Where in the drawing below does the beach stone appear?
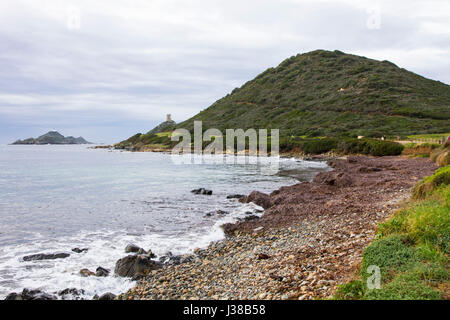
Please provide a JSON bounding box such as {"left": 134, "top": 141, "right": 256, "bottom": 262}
{"left": 23, "top": 252, "right": 70, "bottom": 261}
{"left": 257, "top": 253, "right": 270, "bottom": 260}
{"left": 98, "top": 292, "right": 116, "bottom": 300}
{"left": 96, "top": 266, "right": 110, "bottom": 277}
{"left": 115, "top": 255, "right": 162, "bottom": 278}
{"left": 80, "top": 268, "right": 96, "bottom": 277}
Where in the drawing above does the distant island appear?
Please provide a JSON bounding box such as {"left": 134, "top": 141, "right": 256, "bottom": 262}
{"left": 11, "top": 131, "right": 92, "bottom": 145}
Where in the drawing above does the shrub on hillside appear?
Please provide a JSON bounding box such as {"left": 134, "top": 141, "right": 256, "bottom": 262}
{"left": 302, "top": 138, "right": 338, "bottom": 154}
{"left": 412, "top": 166, "right": 450, "bottom": 199}
{"left": 431, "top": 143, "right": 450, "bottom": 167}
{"left": 336, "top": 139, "right": 404, "bottom": 156}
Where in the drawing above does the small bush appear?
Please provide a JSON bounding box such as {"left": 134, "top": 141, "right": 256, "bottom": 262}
{"left": 334, "top": 280, "right": 365, "bottom": 300}
{"left": 412, "top": 166, "right": 450, "bottom": 199}
{"left": 364, "top": 273, "right": 442, "bottom": 300}
{"left": 361, "top": 235, "right": 419, "bottom": 282}
{"left": 336, "top": 139, "right": 404, "bottom": 156}
{"left": 302, "top": 138, "right": 338, "bottom": 154}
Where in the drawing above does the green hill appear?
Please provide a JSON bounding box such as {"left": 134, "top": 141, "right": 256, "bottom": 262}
{"left": 177, "top": 50, "right": 450, "bottom": 137}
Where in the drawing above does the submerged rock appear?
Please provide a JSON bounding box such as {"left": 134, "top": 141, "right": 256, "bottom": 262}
{"left": 227, "top": 194, "right": 245, "bottom": 199}
{"left": 191, "top": 188, "right": 213, "bottom": 195}
{"left": 95, "top": 266, "right": 110, "bottom": 277}
{"left": 23, "top": 253, "right": 70, "bottom": 261}
{"left": 5, "top": 289, "right": 57, "bottom": 300}
{"left": 216, "top": 210, "right": 229, "bottom": 215}
{"left": 4, "top": 293, "right": 22, "bottom": 300}
{"left": 257, "top": 253, "right": 270, "bottom": 260}
{"left": 114, "top": 255, "right": 162, "bottom": 278}
{"left": 58, "top": 288, "right": 85, "bottom": 299}
{"left": 72, "top": 248, "right": 88, "bottom": 253}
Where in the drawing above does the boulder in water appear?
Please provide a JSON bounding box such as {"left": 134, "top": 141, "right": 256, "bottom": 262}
{"left": 95, "top": 266, "right": 110, "bottom": 277}
{"left": 240, "top": 191, "right": 271, "bottom": 209}
{"left": 80, "top": 268, "right": 96, "bottom": 277}
{"left": 191, "top": 188, "right": 212, "bottom": 195}
{"left": 23, "top": 253, "right": 70, "bottom": 261}
{"left": 5, "top": 289, "right": 57, "bottom": 300}
{"left": 98, "top": 292, "right": 116, "bottom": 300}
{"left": 114, "top": 255, "right": 162, "bottom": 278}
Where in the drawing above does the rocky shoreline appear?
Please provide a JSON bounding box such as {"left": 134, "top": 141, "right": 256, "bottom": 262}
{"left": 119, "top": 156, "right": 437, "bottom": 300}
{"left": 4, "top": 155, "right": 437, "bottom": 300}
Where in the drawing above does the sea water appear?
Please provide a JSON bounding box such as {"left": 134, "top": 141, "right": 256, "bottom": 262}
{"left": 0, "top": 145, "right": 329, "bottom": 299}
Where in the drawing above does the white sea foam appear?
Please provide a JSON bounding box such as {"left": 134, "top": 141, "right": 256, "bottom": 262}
{"left": 0, "top": 202, "right": 264, "bottom": 299}
{"left": 0, "top": 145, "right": 329, "bottom": 299}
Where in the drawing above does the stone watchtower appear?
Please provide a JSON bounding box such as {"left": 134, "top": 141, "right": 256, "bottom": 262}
{"left": 166, "top": 114, "right": 172, "bottom": 122}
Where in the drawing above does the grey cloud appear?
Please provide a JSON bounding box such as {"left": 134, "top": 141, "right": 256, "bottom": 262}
{"left": 0, "top": 0, "right": 448, "bottom": 143}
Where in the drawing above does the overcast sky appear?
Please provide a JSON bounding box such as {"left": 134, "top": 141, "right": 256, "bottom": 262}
{"left": 1, "top": 0, "right": 449, "bottom": 144}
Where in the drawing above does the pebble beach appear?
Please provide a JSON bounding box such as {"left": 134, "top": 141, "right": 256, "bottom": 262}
{"left": 120, "top": 156, "right": 437, "bottom": 300}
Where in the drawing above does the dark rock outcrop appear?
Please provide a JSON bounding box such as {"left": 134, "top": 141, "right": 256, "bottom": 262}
{"left": 124, "top": 244, "right": 155, "bottom": 258}
{"left": 313, "top": 171, "right": 354, "bottom": 187}
{"left": 95, "top": 267, "right": 110, "bottom": 277}
{"left": 5, "top": 289, "right": 57, "bottom": 300}
{"left": 97, "top": 292, "right": 116, "bottom": 300}
{"left": 58, "top": 288, "right": 85, "bottom": 299}
{"left": 114, "top": 255, "right": 162, "bottom": 278}
{"left": 125, "top": 244, "right": 141, "bottom": 253}
{"left": 240, "top": 191, "right": 271, "bottom": 209}
{"left": 72, "top": 248, "right": 88, "bottom": 253}
{"left": 23, "top": 253, "right": 70, "bottom": 261}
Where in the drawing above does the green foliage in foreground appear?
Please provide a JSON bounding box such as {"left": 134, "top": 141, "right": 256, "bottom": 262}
{"left": 431, "top": 142, "right": 450, "bottom": 167}
{"left": 335, "top": 167, "right": 450, "bottom": 300}
{"left": 412, "top": 166, "right": 450, "bottom": 199}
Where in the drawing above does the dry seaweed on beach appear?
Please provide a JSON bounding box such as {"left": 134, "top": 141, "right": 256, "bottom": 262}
{"left": 120, "top": 156, "right": 437, "bottom": 300}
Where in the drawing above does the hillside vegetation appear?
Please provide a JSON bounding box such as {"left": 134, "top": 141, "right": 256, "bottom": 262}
{"left": 177, "top": 50, "right": 450, "bottom": 137}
